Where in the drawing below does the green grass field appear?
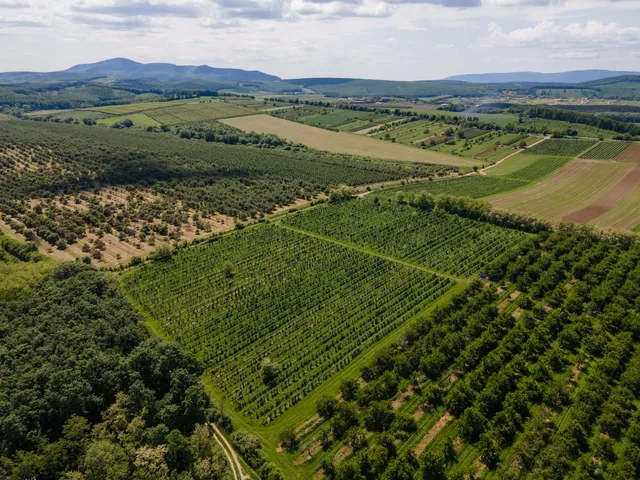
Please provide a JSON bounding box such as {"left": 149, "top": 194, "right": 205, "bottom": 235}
{"left": 96, "top": 113, "right": 160, "bottom": 127}
{"left": 146, "top": 101, "right": 255, "bottom": 124}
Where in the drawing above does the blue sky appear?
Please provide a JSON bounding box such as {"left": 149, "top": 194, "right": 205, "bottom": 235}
{"left": 1, "top": 0, "right": 639, "bottom": 79}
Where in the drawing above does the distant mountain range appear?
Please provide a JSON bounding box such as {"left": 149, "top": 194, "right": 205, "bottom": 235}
{"left": 0, "top": 58, "right": 280, "bottom": 84}
{"left": 446, "top": 70, "right": 640, "bottom": 84}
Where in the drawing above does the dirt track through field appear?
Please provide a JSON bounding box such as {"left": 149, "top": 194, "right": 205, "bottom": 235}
{"left": 563, "top": 165, "right": 640, "bottom": 223}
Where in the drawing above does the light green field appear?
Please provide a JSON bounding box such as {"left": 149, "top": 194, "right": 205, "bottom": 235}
{"left": 485, "top": 153, "right": 544, "bottom": 177}
{"left": 85, "top": 98, "right": 193, "bottom": 115}
{"left": 96, "top": 113, "right": 160, "bottom": 127}
{"left": 146, "top": 101, "right": 255, "bottom": 124}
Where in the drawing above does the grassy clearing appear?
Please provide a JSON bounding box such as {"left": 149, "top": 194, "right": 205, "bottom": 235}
{"left": 221, "top": 115, "right": 479, "bottom": 167}
{"left": 96, "top": 113, "right": 160, "bottom": 127}
{"left": 85, "top": 98, "right": 193, "bottom": 115}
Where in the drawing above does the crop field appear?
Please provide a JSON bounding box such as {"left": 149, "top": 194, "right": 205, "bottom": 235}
{"left": 372, "top": 120, "right": 437, "bottom": 144}
{"left": 491, "top": 160, "right": 640, "bottom": 226}
{"left": 588, "top": 186, "right": 640, "bottom": 230}
{"left": 96, "top": 113, "right": 160, "bottom": 127}
{"left": 523, "top": 138, "right": 598, "bottom": 157}
{"left": 291, "top": 231, "right": 640, "bottom": 480}
{"left": 220, "top": 115, "right": 479, "bottom": 167}
{"left": 378, "top": 175, "right": 528, "bottom": 200}
{"left": 145, "top": 101, "right": 255, "bottom": 124}
{"left": 487, "top": 155, "right": 572, "bottom": 182}
{"left": 614, "top": 142, "right": 640, "bottom": 162}
{"left": 124, "top": 224, "right": 456, "bottom": 423}
{"left": 283, "top": 200, "right": 528, "bottom": 277}
{"left": 460, "top": 127, "right": 488, "bottom": 140}
{"left": 86, "top": 98, "right": 193, "bottom": 115}
{"left": 580, "top": 140, "right": 631, "bottom": 160}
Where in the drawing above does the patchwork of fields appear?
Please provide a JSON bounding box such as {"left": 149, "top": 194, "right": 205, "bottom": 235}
{"left": 491, "top": 159, "right": 640, "bottom": 227}
{"left": 221, "top": 114, "right": 480, "bottom": 167}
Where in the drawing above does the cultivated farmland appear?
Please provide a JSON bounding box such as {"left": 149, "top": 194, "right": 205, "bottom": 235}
{"left": 487, "top": 155, "right": 572, "bottom": 182}
{"left": 145, "top": 101, "right": 254, "bottom": 124}
{"left": 300, "top": 231, "right": 640, "bottom": 480}
{"left": 124, "top": 223, "right": 456, "bottom": 423}
{"left": 490, "top": 160, "right": 640, "bottom": 225}
{"left": 523, "top": 138, "right": 599, "bottom": 157}
{"left": 376, "top": 175, "right": 528, "bottom": 200}
{"left": 580, "top": 141, "right": 631, "bottom": 160}
{"left": 614, "top": 142, "right": 640, "bottom": 162}
{"left": 220, "top": 115, "right": 479, "bottom": 167}
{"left": 283, "top": 200, "right": 528, "bottom": 277}
{"left": 588, "top": 186, "right": 640, "bottom": 230}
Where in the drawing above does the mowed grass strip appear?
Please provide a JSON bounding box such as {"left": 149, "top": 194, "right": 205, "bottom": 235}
{"left": 220, "top": 114, "right": 479, "bottom": 167}
{"left": 490, "top": 159, "right": 637, "bottom": 223}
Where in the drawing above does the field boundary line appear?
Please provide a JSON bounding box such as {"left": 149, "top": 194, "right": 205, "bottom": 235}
{"left": 278, "top": 223, "right": 469, "bottom": 283}
{"left": 479, "top": 136, "right": 549, "bottom": 176}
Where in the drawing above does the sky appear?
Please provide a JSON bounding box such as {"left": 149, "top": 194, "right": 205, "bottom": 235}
{"left": 1, "top": 0, "right": 640, "bottom": 80}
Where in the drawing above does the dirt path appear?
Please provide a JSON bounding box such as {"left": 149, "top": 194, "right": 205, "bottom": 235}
{"left": 415, "top": 412, "right": 452, "bottom": 455}
{"left": 209, "top": 423, "right": 249, "bottom": 480}
{"left": 479, "top": 137, "right": 549, "bottom": 176}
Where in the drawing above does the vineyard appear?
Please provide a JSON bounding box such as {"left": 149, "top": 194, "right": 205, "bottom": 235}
{"left": 145, "top": 101, "right": 255, "bottom": 124}
{"left": 580, "top": 141, "right": 631, "bottom": 160}
{"left": 283, "top": 200, "right": 528, "bottom": 277}
{"left": 523, "top": 138, "right": 599, "bottom": 157}
{"left": 377, "top": 176, "right": 528, "bottom": 200}
{"left": 501, "top": 156, "right": 572, "bottom": 183}
{"left": 286, "top": 228, "right": 640, "bottom": 480}
{"left": 123, "top": 224, "right": 456, "bottom": 424}
{"left": 614, "top": 143, "right": 640, "bottom": 163}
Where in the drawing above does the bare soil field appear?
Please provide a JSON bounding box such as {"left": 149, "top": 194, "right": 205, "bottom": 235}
{"left": 614, "top": 143, "right": 640, "bottom": 162}
{"left": 490, "top": 160, "right": 639, "bottom": 227}
{"left": 220, "top": 114, "right": 478, "bottom": 167}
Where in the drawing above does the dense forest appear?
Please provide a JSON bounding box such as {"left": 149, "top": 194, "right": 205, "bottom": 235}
{"left": 0, "top": 263, "right": 234, "bottom": 479}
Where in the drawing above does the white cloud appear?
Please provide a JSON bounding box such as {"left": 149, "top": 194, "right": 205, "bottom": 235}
{"left": 434, "top": 43, "right": 456, "bottom": 48}
{"left": 550, "top": 50, "right": 600, "bottom": 59}
{"left": 484, "top": 20, "right": 640, "bottom": 49}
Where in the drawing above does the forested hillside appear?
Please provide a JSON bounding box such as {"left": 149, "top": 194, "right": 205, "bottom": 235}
{"left": 0, "top": 264, "right": 233, "bottom": 479}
